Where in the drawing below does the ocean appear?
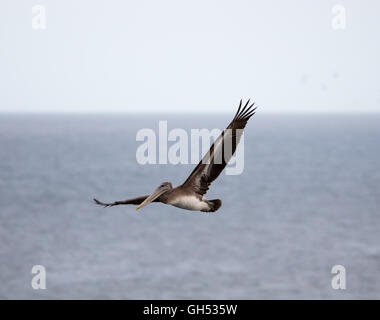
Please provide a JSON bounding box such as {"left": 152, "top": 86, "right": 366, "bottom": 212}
{"left": 0, "top": 113, "right": 379, "bottom": 299}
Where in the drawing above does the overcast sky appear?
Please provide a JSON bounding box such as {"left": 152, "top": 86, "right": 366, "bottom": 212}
{"left": 1, "top": 0, "right": 380, "bottom": 113}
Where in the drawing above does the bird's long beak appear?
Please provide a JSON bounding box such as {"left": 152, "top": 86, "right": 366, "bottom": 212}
{"left": 136, "top": 187, "right": 167, "bottom": 211}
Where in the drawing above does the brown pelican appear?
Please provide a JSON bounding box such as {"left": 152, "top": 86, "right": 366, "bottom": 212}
{"left": 94, "top": 99, "right": 257, "bottom": 212}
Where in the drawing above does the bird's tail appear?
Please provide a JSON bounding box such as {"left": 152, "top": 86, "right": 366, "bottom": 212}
{"left": 207, "top": 199, "right": 222, "bottom": 212}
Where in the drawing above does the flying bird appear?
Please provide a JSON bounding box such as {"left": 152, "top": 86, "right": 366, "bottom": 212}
{"left": 94, "top": 99, "right": 257, "bottom": 212}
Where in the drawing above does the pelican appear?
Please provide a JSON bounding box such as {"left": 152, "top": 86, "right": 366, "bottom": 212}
{"left": 94, "top": 99, "right": 257, "bottom": 212}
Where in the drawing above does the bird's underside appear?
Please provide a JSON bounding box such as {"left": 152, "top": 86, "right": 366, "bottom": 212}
{"left": 94, "top": 99, "right": 256, "bottom": 213}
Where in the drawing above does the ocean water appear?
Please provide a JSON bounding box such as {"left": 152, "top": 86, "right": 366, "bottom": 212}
{"left": 0, "top": 113, "right": 379, "bottom": 299}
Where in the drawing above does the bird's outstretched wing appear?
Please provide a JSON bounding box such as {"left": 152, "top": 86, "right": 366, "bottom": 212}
{"left": 93, "top": 195, "right": 155, "bottom": 208}
{"left": 181, "top": 99, "right": 256, "bottom": 196}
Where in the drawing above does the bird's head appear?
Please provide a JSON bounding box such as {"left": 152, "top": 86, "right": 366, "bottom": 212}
{"left": 136, "top": 182, "right": 173, "bottom": 211}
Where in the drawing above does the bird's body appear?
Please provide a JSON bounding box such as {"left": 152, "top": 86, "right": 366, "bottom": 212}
{"left": 163, "top": 190, "right": 210, "bottom": 212}
{"left": 158, "top": 186, "right": 221, "bottom": 212}
{"left": 94, "top": 99, "right": 257, "bottom": 213}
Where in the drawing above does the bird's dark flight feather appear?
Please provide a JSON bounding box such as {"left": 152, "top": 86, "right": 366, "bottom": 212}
{"left": 181, "top": 99, "right": 256, "bottom": 196}
{"left": 93, "top": 195, "right": 159, "bottom": 207}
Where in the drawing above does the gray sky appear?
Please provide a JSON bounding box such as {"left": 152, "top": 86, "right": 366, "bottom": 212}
{"left": 1, "top": 0, "right": 380, "bottom": 113}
